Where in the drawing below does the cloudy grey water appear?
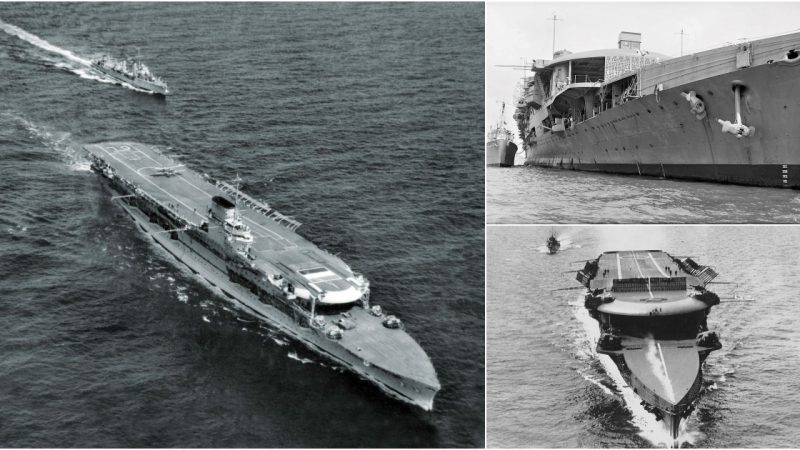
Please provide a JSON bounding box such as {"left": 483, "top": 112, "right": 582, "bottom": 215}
{"left": 487, "top": 225, "right": 800, "bottom": 447}
{"left": 487, "top": 166, "right": 800, "bottom": 223}
{"left": 0, "top": 3, "right": 484, "bottom": 447}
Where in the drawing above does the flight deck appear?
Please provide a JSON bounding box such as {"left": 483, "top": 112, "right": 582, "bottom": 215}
{"left": 84, "top": 141, "right": 353, "bottom": 278}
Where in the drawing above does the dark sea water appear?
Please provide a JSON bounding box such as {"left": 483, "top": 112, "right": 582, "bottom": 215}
{"left": 487, "top": 166, "right": 800, "bottom": 224}
{"left": 0, "top": 3, "right": 484, "bottom": 447}
{"left": 487, "top": 225, "right": 800, "bottom": 448}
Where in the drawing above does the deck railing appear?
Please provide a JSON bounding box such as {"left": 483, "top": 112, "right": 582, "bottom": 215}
{"left": 216, "top": 180, "right": 302, "bottom": 232}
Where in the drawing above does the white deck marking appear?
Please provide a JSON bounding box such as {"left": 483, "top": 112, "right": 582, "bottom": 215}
{"left": 100, "top": 147, "right": 206, "bottom": 223}
{"left": 170, "top": 170, "right": 295, "bottom": 247}
{"left": 616, "top": 253, "right": 622, "bottom": 279}
{"left": 133, "top": 145, "right": 163, "bottom": 166}
{"left": 648, "top": 252, "right": 669, "bottom": 277}
{"left": 98, "top": 143, "right": 296, "bottom": 249}
{"left": 631, "top": 252, "right": 653, "bottom": 298}
{"left": 632, "top": 251, "right": 646, "bottom": 278}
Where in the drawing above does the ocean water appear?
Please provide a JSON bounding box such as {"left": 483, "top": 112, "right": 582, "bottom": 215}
{"left": 0, "top": 3, "right": 484, "bottom": 447}
{"left": 487, "top": 165, "right": 800, "bottom": 224}
{"left": 487, "top": 225, "right": 800, "bottom": 448}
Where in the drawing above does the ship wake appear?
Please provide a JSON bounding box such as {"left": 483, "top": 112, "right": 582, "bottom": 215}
{"left": 0, "top": 19, "right": 151, "bottom": 94}
{"left": 536, "top": 234, "right": 580, "bottom": 253}
{"left": 1, "top": 112, "right": 89, "bottom": 171}
{"left": 0, "top": 18, "right": 91, "bottom": 65}
{"left": 571, "top": 297, "right": 704, "bottom": 448}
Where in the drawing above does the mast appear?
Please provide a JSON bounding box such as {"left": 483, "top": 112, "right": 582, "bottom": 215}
{"left": 548, "top": 13, "right": 563, "bottom": 58}
{"left": 676, "top": 28, "right": 688, "bottom": 56}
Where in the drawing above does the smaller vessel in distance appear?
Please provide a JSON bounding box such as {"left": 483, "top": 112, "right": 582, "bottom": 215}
{"left": 91, "top": 49, "right": 168, "bottom": 96}
{"left": 546, "top": 233, "right": 560, "bottom": 254}
{"left": 486, "top": 102, "right": 517, "bottom": 166}
{"left": 576, "top": 250, "right": 722, "bottom": 447}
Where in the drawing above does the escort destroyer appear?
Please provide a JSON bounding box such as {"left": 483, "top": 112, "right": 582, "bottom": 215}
{"left": 487, "top": 102, "right": 517, "bottom": 166}
{"left": 83, "top": 141, "right": 440, "bottom": 409}
{"left": 514, "top": 30, "right": 800, "bottom": 187}
{"left": 576, "top": 250, "right": 722, "bottom": 446}
{"left": 91, "top": 50, "right": 168, "bottom": 96}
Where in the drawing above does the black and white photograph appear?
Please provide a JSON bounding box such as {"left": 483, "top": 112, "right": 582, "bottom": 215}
{"left": 486, "top": 2, "right": 800, "bottom": 223}
{"left": 487, "top": 225, "right": 800, "bottom": 448}
{"left": 0, "top": 3, "right": 484, "bottom": 447}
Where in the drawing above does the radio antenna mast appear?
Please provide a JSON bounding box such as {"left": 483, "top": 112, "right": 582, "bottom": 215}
{"left": 676, "top": 28, "right": 689, "bottom": 56}
{"left": 548, "top": 13, "right": 563, "bottom": 58}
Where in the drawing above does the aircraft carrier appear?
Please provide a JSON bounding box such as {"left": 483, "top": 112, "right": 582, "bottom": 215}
{"left": 514, "top": 30, "right": 800, "bottom": 187}
{"left": 83, "top": 141, "right": 440, "bottom": 409}
{"left": 576, "top": 250, "right": 722, "bottom": 446}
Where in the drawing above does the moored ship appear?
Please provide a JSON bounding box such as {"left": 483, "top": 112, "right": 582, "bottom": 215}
{"left": 91, "top": 50, "right": 169, "bottom": 96}
{"left": 576, "top": 250, "right": 722, "bottom": 446}
{"left": 515, "top": 30, "right": 800, "bottom": 187}
{"left": 487, "top": 102, "right": 518, "bottom": 166}
{"left": 83, "top": 141, "right": 440, "bottom": 409}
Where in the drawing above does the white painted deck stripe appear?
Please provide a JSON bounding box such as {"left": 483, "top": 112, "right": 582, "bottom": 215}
{"left": 104, "top": 143, "right": 294, "bottom": 248}
{"left": 648, "top": 252, "right": 670, "bottom": 277}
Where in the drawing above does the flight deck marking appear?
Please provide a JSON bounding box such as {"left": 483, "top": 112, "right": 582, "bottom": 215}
{"left": 631, "top": 252, "right": 654, "bottom": 298}
{"left": 171, "top": 172, "right": 295, "bottom": 247}
{"left": 132, "top": 144, "right": 165, "bottom": 167}
{"left": 99, "top": 149, "right": 206, "bottom": 223}
{"left": 648, "top": 252, "right": 669, "bottom": 277}
{"left": 632, "top": 252, "right": 646, "bottom": 278}
{"left": 98, "top": 144, "right": 300, "bottom": 252}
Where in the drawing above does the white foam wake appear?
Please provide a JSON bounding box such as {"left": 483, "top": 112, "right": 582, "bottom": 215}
{"left": 287, "top": 351, "right": 315, "bottom": 365}
{"left": 0, "top": 18, "right": 92, "bottom": 66}
{"left": 0, "top": 19, "right": 152, "bottom": 94}
{"left": 537, "top": 234, "right": 580, "bottom": 253}
{"left": 53, "top": 61, "right": 113, "bottom": 84}
{"left": 572, "top": 298, "right": 702, "bottom": 448}
{"left": 1, "top": 112, "right": 89, "bottom": 171}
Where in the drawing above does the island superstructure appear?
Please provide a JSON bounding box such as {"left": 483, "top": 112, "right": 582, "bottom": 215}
{"left": 91, "top": 50, "right": 168, "bottom": 95}
{"left": 487, "top": 102, "right": 517, "bottom": 166}
{"left": 84, "top": 141, "right": 440, "bottom": 409}
{"left": 514, "top": 30, "right": 800, "bottom": 187}
{"left": 576, "top": 250, "right": 722, "bottom": 445}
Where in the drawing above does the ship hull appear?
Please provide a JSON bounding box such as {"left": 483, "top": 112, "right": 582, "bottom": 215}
{"left": 486, "top": 138, "right": 517, "bottom": 166}
{"left": 602, "top": 343, "right": 705, "bottom": 445}
{"left": 524, "top": 62, "right": 800, "bottom": 188}
{"left": 92, "top": 164, "right": 437, "bottom": 410}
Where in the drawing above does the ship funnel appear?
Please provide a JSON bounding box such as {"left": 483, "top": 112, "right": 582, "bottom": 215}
{"left": 619, "top": 31, "right": 642, "bottom": 50}
{"left": 210, "top": 195, "right": 236, "bottom": 222}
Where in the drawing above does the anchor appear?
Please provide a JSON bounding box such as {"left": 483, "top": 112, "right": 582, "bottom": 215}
{"left": 680, "top": 90, "right": 706, "bottom": 120}
{"left": 717, "top": 81, "right": 754, "bottom": 138}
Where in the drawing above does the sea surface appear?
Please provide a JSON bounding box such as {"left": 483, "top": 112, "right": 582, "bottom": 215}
{"left": 487, "top": 165, "right": 800, "bottom": 224}
{"left": 0, "top": 3, "right": 484, "bottom": 447}
{"left": 487, "top": 225, "right": 800, "bottom": 448}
